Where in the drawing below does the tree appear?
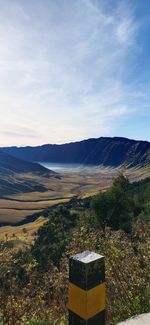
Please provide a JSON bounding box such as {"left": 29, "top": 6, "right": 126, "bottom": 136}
{"left": 32, "top": 206, "right": 76, "bottom": 270}
{"left": 91, "top": 174, "right": 134, "bottom": 232}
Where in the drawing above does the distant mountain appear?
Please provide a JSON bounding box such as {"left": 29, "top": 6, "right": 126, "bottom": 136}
{"left": 2, "top": 137, "right": 150, "bottom": 168}
{"left": 0, "top": 151, "right": 55, "bottom": 196}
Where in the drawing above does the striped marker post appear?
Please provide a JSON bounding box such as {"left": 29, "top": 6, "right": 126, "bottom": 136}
{"left": 68, "top": 251, "right": 105, "bottom": 324}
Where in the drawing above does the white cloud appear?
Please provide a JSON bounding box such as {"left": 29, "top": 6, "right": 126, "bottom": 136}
{"left": 0, "top": 0, "right": 149, "bottom": 145}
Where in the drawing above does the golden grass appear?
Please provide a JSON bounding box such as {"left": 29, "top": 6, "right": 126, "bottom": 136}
{"left": 0, "top": 216, "right": 48, "bottom": 244}
{"left": 0, "top": 198, "right": 70, "bottom": 224}
{"left": 0, "top": 209, "right": 42, "bottom": 223}
{"left": 0, "top": 198, "right": 71, "bottom": 210}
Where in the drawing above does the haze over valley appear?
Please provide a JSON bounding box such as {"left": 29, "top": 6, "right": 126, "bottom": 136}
{"left": 0, "top": 136, "right": 149, "bottom": 226}
{"left": 0, "top": 0, "right": 149, "bottom": 228}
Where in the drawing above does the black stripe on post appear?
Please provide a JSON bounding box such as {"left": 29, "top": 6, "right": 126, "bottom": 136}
{"left": 69, "top": 310, "right": 105, "bottom": 325}
{"left": 69, "top": 251, "right": 105, "bottom": 290}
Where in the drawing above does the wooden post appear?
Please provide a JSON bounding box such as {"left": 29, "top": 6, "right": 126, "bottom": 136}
{"left": 68, "top": 250, "right": 105, "bottom": 324}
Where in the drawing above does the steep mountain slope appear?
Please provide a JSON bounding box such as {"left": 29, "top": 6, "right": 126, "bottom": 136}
{"left": 0, "top": 151, "right": 54, "bottom": 176}
{"left": 0, "top": 151, "right": 55, "bottom": 196}
{"left": 2, "top": 137, "right": 150, "bottom": 168}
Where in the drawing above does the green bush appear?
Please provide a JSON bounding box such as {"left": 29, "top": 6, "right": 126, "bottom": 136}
{"left": 91, "top": 174, "right": 134, "bottom": 232}
{"left": 32, "top": 206, "right": 76, "bottom": 270}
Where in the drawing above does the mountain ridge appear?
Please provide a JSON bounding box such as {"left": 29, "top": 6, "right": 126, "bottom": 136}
{"left": 2, "top": 136, "right": 150, "bottom": 148}
{"left": 1, "top": 136, "right": 150, "bottom": 168}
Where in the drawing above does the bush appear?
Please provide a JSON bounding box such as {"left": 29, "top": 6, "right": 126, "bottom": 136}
{"left": 32, "top": 206, "right": 77, "bottom": 270}
{"left": 91, "top": 174, "right": 134, "bottom": 232}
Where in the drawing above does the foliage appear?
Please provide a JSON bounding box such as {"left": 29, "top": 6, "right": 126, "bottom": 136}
{"left": 0, "top": 175, "right": 149, "bottom": 324}
{"left": 91, "top": 174, "right": 134, "bottom": 232}
{"left": 32, "top": 206, "right": 77, "bottom": 270}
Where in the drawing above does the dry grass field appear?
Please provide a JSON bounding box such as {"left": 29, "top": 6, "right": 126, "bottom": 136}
{"left": 0, "top": 166, "right": 149, "bottom": 226}
{"left": 0, "top": 216, "right": 48, "bottom": 247}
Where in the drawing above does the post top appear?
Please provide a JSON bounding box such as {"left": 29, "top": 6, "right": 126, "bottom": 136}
{"left": 71, "top": 250, "right": 104, "bottom": 264}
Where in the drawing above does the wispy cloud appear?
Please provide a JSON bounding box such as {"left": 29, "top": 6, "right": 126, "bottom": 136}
{"left": 1, "top": 125, "right": 40, "bottom": 139}
{"left": 0, "top": 0, "right": 149, "bottom": 145}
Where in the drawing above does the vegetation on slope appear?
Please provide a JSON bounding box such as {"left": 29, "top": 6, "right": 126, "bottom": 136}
{"left": 0, "top": 175, "right": 149, "bottom": 324}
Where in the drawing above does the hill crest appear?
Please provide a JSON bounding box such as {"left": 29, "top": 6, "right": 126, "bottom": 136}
{"left": 1, "top": 136, "right": 150, "bottom": 168}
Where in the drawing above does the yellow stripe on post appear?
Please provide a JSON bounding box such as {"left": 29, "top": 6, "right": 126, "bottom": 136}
{"left": 68, "top": 251, "right": 105, "bottom": 324}
{"left": 68, "top": 283, "right": 87, "bottom": 319}
{"left": 68, "top": 282, "right": 105, "bottom": 319}
{"left": 87, "top": 283, "right": 105, "bottom": 319}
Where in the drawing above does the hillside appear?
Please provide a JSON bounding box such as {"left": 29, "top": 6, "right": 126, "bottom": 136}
{"left": 2, "top": 137, "right": 150, "bottom": 168}
{"left": 0, "top": 151, "right": 54, "bottom": 176}
{"left": 0, "top": 175, "right": 149, "bottom": 324}
{"left": 0, "top": 151, "right": 55, "bottom": 197}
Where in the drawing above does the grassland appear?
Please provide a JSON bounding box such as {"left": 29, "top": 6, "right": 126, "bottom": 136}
{"left": 0, "top": 216, "right": 48, "bottom": 247}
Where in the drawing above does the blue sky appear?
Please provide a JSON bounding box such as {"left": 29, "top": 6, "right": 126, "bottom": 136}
{"left": 0, "top": 0, "right": 150, "bottom": 146}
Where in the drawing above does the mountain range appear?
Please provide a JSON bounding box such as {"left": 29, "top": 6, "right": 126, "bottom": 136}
{"left": 2, "top": 137, "right": 150, "bottom": 168}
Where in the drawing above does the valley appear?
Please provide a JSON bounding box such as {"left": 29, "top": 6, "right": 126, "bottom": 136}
{"left": 0, "top": 137, "right": 150, "bottom": 228}
{"left": 0, "top": 165, "right": 149, "bottom": 226}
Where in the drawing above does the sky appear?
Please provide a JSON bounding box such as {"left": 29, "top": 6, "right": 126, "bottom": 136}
{"left": 0, "top": 0, "right": 150, "bottom": 146}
